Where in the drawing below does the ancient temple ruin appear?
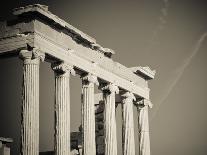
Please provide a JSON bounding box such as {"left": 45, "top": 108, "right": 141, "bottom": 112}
{"left": 0, "top": 4, "right": 155, "bottom": 155}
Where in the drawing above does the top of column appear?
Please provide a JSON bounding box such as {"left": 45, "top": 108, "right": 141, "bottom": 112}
{"left": 135, "top": 99, "right": 153, "bottom": 109}
{"left": 19, "top": 48, "right": 45, "bottom": 64}
{"left": 52, "top": 62, "right": 76, "bottom": 77}
{"left": 82, "top": 74, "right": 99, "bottom": 86}
{"left": 121, "top": 92, "right": 136, "bottom": 104}
{"left": 101, "top": 83, "right": 119, "bottom": 94}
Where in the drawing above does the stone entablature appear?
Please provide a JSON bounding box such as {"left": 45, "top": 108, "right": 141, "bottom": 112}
{"left": 0, "top": 4, "right": 152, "bottom": 99}
{"left": 0, "top": 4, "right": 155, "bottom": 155}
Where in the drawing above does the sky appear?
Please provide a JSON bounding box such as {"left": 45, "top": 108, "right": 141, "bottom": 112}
{"left": 0, "top": 0, "right": 207, "bottom": 155}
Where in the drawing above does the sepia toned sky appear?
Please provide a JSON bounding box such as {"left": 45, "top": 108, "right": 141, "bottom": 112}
{"left": 0, "top": 0, "right": 207, "bottom": 154}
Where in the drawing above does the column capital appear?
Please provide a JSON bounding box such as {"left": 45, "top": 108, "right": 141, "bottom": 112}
{"left": 121, "top": 92, "right": 136, "bottom": 104}
{"left": 136, "top": 99, "right": 153, "bottom": 109}
{"left": 81, "top": 73, "right": 99, "bottom": 86}
{"left": 19, "top": 48, "right": 45, "bottom": 64}
{"left": 52, "top": 62, "right": 75, "bottom": 76}
{"left": 101, "top": 83, "right": 119, "bottom": 94}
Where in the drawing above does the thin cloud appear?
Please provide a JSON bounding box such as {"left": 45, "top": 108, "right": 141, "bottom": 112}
{"left": 146, "top": 0, "right": 170, "bottom": 53}
{"left": 150, "top": 32, "right": 207, "bottom": 121}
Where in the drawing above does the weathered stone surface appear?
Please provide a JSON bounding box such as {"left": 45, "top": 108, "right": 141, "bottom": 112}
{"left": 122, "top": 92, "right": 136, "bottom": 155}
{"left": 52, "top": 62, "right": 74, "bottom": 155}
{"left": 0, "top": 4, "right": 151, "bottom": 100}
{"left": 137, "top": 99, "right": 152, "bottom": 155}
{"left": 95, "top": 113, "right": 104, "bottom": 122}
{"left": 70, "top": 149, "right": 79, "bottom": 155}
{"left": 81, "top": 74, "right": 98, "bottom": 155}
{"left": 96, "top": 136, "right": 104, "bottom": 145}
{"left": 0, "top": 4, "right": 156, "bottom": 155}
{"left": 95, "top": 129, "right": 104, "bottom": 137}
{"left": 39, "top": 131, "right": 82, "bottom": 155}
{"left": 0, "top": 21, "right": 34, "bottom": 39}
{"left": 101, "top": 83, "right": 119, "bottom": 155}
{"left": 70, "top": 132, "right": 82, "bottom": 151}
{"left": 130, "top": 66, "right": 156, "bottom": 80}
{"left": 71, "top": 132, "right": 80, "bottom": 141}
{"left": 95, "top": 102, "right": 105, "bottom": 155}
{"left": 95, "top": 103, "right": 104, "bottom": 114}
{"left": 19, "top": 49, "right": 44, "bottom": 155}
{"left": 97, "top": 144, "right": 104, "bottom": 155}
{"left": 13, "top": 4, "right": 96, "bottom": 44}
{"left": 95, "top": 123, "right": 104, "bottom": 131}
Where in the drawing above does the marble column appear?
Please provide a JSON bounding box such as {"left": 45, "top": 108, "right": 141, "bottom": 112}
{"left": 19, "top": 49, "right": 45, "bottom": 155}
{"left": 52, "top": 62, "right": 75, "bottom": 155}
{"left": 101, "top": 83, "right": 119, "bottom": 155}
{"left": 81, "top": 74, "right": 99, "bottom": 155}
{"left": 137, "top": 99, "right": 153, "bottom": 155}
{"left": 122, "top": 92, "right": 136, "bottom": 155}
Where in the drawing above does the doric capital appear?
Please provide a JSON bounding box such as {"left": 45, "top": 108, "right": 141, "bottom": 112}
{"left": 82, "top": 74, "right": 99, "bottom": 86}
{"left": 136, "top": 99, "right": 153, "bottom": 109}
{"left": 52, "top": 62, "right": 75, "bottom": 76}
{"left": 101, "top": 83, "right": 119, "bottom": 94}
{"left": 19, "top": 48, "right": 45, "bottom": 64}
{"left": 121, "top": 92, "right": 136, "bottom": 104}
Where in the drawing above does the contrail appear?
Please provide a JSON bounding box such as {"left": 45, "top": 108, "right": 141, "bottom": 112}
{"left": 150, "top": 32, "right": 207, "bottom": 121}
{"left": 146, "top": 0, "right": 170, "bottom": 53}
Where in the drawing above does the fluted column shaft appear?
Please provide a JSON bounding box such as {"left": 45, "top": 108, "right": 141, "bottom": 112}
{"left": 102, "top": 83, "right": 119, "bottom": 155}
{"left": 52, "top": 62, "right": 75, "bottom": 155}
{"left": 19, "top": 49, "right": 45, "bottom": 155}
{"left": 81, "top": 74, "right": 99, "bottom": 155}
{"left": 138, "top": 99, "right": 152, "bottom": 155}
{"left": 122, "top": 92, "right": 136, "bottom": 155}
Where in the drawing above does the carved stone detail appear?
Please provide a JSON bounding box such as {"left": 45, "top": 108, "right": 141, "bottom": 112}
{"left": 101, "top": 83, "right": 119, "bottom": 94}
{"left": 19, "top": 48, "right": 45, "bottom": 64}
{"left": 52, "top": 62, "right": 74, "bottom": 155}
{"left": 122, "top": 92, "right": 136, "bottom": 104}
{"left": 81, "top": 74, "right": 97, "bottom": 155}
{"left": 122, "top": 92, "right": 136, "bottom": 155}
{"left": 0, "top": 4, "right": 157, "bottom": 155}
{"left": 19, "top": 49, "right": 43, "bottom": 155}
{"left": 82, "top": 74, "right": 99, "bottom": 86}
{"left": 137, "top": 99, "right": 152, "bottom": 155}
{"left": 102, "top": 83, "right": 119, "bottom": 155}
{"left": 137, "top": 99, "right": 153, "bottom": 109}
{"left": 52, "top": 62, "right": 75, "bottom": 77}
